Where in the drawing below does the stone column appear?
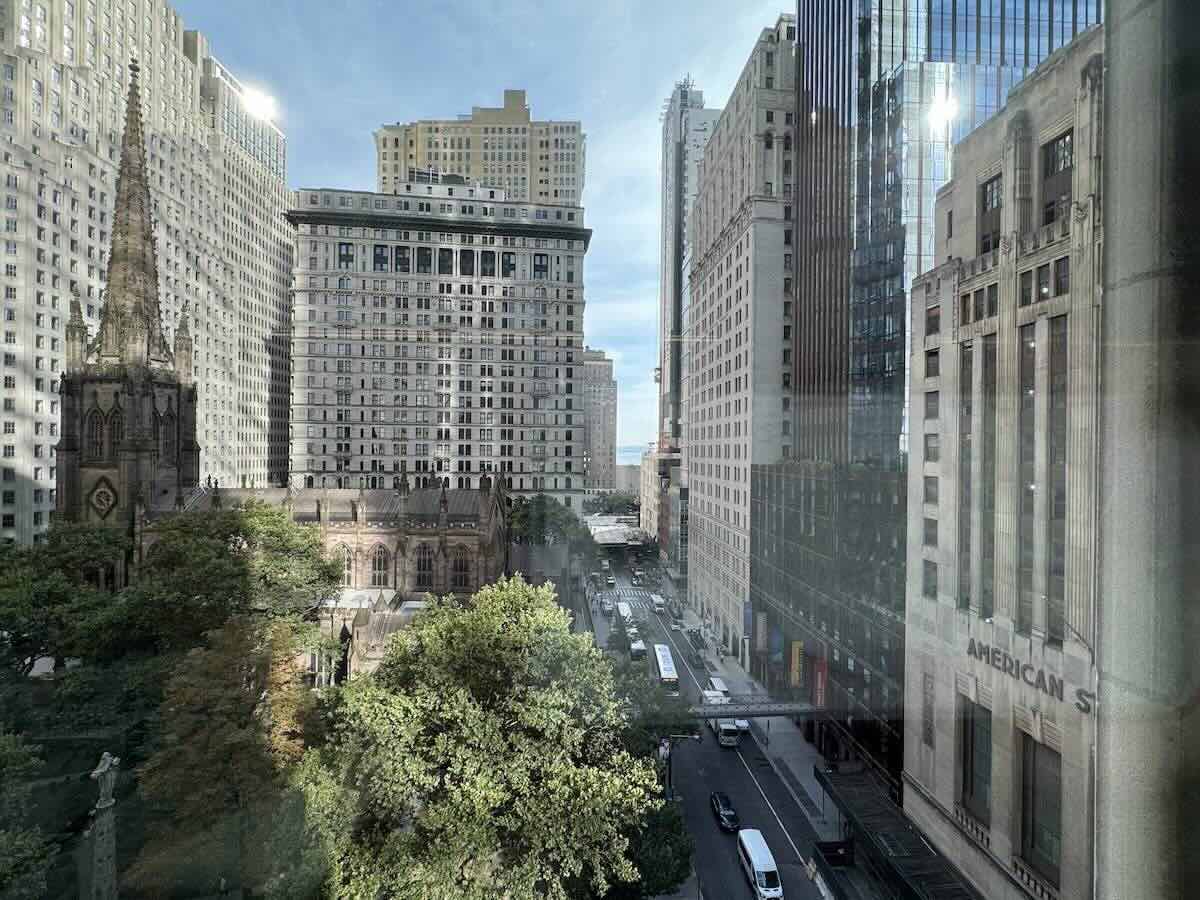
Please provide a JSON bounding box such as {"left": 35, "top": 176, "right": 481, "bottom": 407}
{"left": 1097, "top": 1, "right": 1200, "bottom": 897}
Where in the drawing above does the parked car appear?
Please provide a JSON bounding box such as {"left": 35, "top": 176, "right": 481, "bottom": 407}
{"left": 710, "top": 792, "right": 740, "bottom": 832}
{"left": 735, "top": 719, "right": 752, "bottom": 734}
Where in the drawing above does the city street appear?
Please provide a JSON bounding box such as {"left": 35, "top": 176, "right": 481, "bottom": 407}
{"left": 592, "top": 563, "right": 825, "bottom": 900}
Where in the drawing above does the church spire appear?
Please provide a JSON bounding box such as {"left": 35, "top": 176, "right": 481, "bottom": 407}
{"left": 96, "top": 59, "right": 170, "bottom": 368}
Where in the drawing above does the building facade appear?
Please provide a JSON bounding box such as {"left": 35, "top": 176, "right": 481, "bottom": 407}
{"left": 374, "top": 90, "right": 585, "bottom": 204}
{"left": 685, "top": 14, "right": 795, "bottom": 661}
{"left": 614, "top": 463, "right": 639, "bottom": 495}
{"left": 747, "top": 0, "right": 1105, "bottom": 792}
{"left": 287, "top": 184, "right": 591, "bottom": 509}
{"left": 904, "top": 28, "right": 1103, "bottom": 900}
{"left": 0, "top": 0, "right": 292, "bottom": 545}
{"left": 579, "top": 346, "right": 615, "bottom": 492}
{"left": 657, "top": 77, "right": 719, "bottom": 450}
{"left": 638, "top": 443, "right": 660, "bottom": 539}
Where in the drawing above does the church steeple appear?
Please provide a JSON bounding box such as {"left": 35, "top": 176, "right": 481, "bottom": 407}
{"left": 96, "top": 59, "right": 171, "bottom": 368}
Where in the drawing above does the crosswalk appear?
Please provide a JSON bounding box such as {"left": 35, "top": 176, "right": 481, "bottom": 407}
{"left": 596, "top": 587, "right": 657, "bottom": 611}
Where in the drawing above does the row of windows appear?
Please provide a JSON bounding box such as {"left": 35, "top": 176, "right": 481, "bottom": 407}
{"left": 337, "top": 543, "right": 472, "bottom": 591}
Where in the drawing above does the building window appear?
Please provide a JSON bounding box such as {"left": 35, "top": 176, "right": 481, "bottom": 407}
{"left": 459, "top": 248, "right": 475, "bottom": 276}
{"left": 926, "top": 349, "right": 940, "bottom": 377}
{"left": 1046, "top": 316, "right": 1068, "bottom": 645}
{"left": 924, "top": 476, "right": 939, "bottom": 505}
{"left": 961, "top": 293, "right": 972, "bottom": 325}
{"left": 979, "top": 175, "right": 1002, "bottom": 254}
{"left": 1037, "top": 263, "right": 1051, "bottom": 302}
{"left": 371, "top": 545, "right": 390, "bottom": 588}
{"left": 923, "top": 517, "right": 939, "bottom": 547}
{"left": 340, "top": 546, "right": 353, "bottom": 588}
{"left": 973, "top": 289, "right": 986, "bottom": 322}
{"left": 452, "top": 548, "right": 471, "bottom": 590}
{"left": 959, "top": 698, "right": 992, "bottom": 825}
{"left": 926, "top": 305, "right": 941, "bottom": 335}
{"left": 1021, "top": 735, "right": 1063, "bottom": 888}
{"left": 924, "top": 433, "right": 941, "bottom": 462}
{"left": 924, "top": 391, "right": 939, "bottom": 420}
{"left": 108, "top": 411, "right": 123, "bottom": 456}
{"left": 922, "top": 560, "right": 938, "bottom": 599}
{"left": 1017, "top": 324, "right": 1036, "bottom": 634}
{"left": 416, "top": 544, "right": 434, "bottom": 589}
{"left": 986, "top": 283, "right": 998, "bottom": 317}
{"left": 947, "top": 209, "right": 953, "bottom": 240}
{"left": 1053, "top": 257, "right": 1070, "bottom": 296}
{"left": 1020, "top": 269, "right": 1033, "bottom": 308}
{"left": 1041, "top": 133, "right": 1074, "bottom": 225}
{"left": 922, "top": 673, "right": 936, "bottom": 747}
{"left": 86, "top": 409, "right": 103, "bottom": 459}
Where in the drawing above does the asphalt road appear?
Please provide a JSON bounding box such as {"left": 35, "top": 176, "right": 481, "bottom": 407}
{"left": 595, "top": 560, "right": 825, "bottom": 900}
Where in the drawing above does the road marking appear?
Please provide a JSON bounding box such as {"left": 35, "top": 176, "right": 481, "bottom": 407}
{"left": 736, "top": 748, "right": 806, "bottom": 863}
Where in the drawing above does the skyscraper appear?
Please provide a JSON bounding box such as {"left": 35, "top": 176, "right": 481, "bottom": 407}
{"left": 0, "top": 0, "right": 292, "bottom": 545}
{"left": 748, "top": 0, "right": 1103, "bottom": 790}
{"left": 374, "top": 90, "right": 585, "bottom": 204}
{"left": 579, "top": 347, "right": 616, "bottom": 492}
{"left": 686, "top": 13, "right": 796, "bottom": 662}
{"left": 287, "top": 182, "right": 591, "bottom": 507}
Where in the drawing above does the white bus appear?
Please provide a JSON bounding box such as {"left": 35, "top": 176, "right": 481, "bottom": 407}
{"left": 651, "top": 594, "right": 666, "bottom": 614}
{"left": 653, "top": 643, "right": 679, "bottom": 695}
{"left": 616, "top": 601, "right": 634, "bottom": 627}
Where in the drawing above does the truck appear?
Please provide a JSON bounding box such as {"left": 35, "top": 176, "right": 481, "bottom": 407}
{"left": 701, "top": 690, "right": 741, "bottom": 747}
{"left": 651, "top": 594, "right": 666, "bottom": 615}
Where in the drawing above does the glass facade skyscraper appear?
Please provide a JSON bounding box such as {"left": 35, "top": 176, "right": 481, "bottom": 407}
{"left": 748, "top": 0, "right": 1103, "bottom": 792}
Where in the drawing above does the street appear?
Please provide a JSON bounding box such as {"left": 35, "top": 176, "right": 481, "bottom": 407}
{"left": 591, "top": 562, "right": 825, "bottom": 900}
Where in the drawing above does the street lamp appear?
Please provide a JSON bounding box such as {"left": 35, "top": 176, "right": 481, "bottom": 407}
{"left": 660, "top": 732, "right": 702, "bottom": 800}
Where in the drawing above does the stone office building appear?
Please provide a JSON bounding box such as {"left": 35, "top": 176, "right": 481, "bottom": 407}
{"left": 287, "top": 184, "right": 591, "bottom": 509}
{"left": 903, "top": 27, "right": 1103, "bottom": 900}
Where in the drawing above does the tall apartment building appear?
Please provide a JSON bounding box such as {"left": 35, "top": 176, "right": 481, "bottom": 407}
{"left": 747, "top": 0, "right": 1103, "bottom": 792}
{"left": 905, "top": 28, "right": 1103, "bottom": 900}
{"left": 579, "top": 346, "right": 615, "bottom": 492}
{"left": 374, "top": 90, "right": 585, "bottom": 204}
{"left": 0, "top": 0, "right": 292, "bottom": 545}
{"left": 657, "top": 77, "right": 719, "bottom": 450}
{"left": 685, "top": 14, "right": 795, "bottom": 662}
{"left": 287, "top": 184, "right": 591, "bottom": 507}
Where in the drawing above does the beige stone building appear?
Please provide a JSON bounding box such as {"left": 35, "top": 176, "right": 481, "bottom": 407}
{"left": 579, "top": 347, "right": 615, "bottom": 492}
{"left": 904, "top": 27, "right": 1103, "bottom": 900}
{"left": 374, "top": 90, "right": 585, "bottom": 204}
{"left": 287, "top": 183, "right": 591, "bottom": 510}
{"left": 685, "top": 14, "right": 795, "bottom": 661}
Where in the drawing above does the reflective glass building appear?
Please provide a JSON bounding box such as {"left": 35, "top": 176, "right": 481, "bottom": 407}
{"left": 748, "top": 0, "right": 1103, "bottom": 793}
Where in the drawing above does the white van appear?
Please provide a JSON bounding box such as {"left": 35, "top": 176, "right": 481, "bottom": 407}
{"left": 706, "top": 676, "right": 730, "bottom": 696}
{"left": 736, "top": 828, "right": 783, "bottom": 899}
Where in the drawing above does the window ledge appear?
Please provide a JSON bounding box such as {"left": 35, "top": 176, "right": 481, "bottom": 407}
{"left": 1012, "top": 855, "right": 1059, "bottom": 900}
{"left": 953, "top": 803, "right": 991, "bottom": 849}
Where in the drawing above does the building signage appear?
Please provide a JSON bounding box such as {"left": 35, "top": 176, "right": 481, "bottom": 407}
{"left": 814, "top": 657, "right": 828, "bottom": 709}
{"left": 790, "top": 640, "right": 804, "bottom": 689}
{"left": 966, "top": 637, "right": 1095, "bottom": 713}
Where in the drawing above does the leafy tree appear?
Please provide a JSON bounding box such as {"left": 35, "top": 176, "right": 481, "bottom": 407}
{"left": 0, "top": 731, "right": 54, "bottom": 900}
{"left": 298, "top": 576, "right": 659, "bottom": 900}
{"left": 0, "top": 523, "right": 128, "bottom": 675}
{"left": 509, "top": 494, "right": 594, "bottom": 548}
{"left": 604, "top": 802, "right": 694, "bottom": 900}
{"left": 127, "top": 617, "right": 320, "bottom": 896}
{"left": 612, "top": 657, "right": 698, "bottom": 758}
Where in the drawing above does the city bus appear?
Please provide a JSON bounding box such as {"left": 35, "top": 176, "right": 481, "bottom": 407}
{"left": 653, "top": 643, "right": 679, "bottom": 696}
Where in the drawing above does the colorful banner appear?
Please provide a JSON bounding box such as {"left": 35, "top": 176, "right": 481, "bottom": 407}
{"left": 756, "top": 612, "right": 768, "bottom": 652}
{"left": 814, "top": 656, "right": 828, "bottom": 709}
{"left": 790, "top": 640, "right": 804, "bottom": 688}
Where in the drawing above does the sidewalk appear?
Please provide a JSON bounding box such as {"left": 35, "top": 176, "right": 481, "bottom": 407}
{"left": 677, "top": 607, "right": 844, "bottom": 842}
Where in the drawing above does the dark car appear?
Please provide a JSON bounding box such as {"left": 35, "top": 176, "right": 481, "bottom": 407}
{"left": 710, "top": 792, "right": 739, "bottom": 832}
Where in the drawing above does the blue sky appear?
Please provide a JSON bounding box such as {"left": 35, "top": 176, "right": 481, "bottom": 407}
{"left": 174, "top": 0, "right": 784, "bottom": 447}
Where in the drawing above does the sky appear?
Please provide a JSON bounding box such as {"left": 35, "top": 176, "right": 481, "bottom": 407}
{"left": 174, "top": 0, "right": 786, "bottom": 448}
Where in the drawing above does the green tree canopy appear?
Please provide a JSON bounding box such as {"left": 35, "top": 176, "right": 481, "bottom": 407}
{"left": 582, "top": 493, "right": 639, "bottom": 516}
{"left": 0, "top": 731, "right": 53, "bottom": 900}
{"left": 299, "top": 576, "right": 659, "bottom": 900}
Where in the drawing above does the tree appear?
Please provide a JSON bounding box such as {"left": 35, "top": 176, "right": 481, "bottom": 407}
{"left": 127, "top": 617, "right": 321, "bottom": 896}
{"left": 509, "top": 494, "right": 594, "bottom": 549}
{"left": 298, "top": 576, "right": 660, "bottom": 900}
{"left": 0, "top": 731, "right": 54, "bottom": 900}
{"left": 611, "top": 657, "right": 698, "bottom": 758}
{"left": 603, "top": 802, "right": 693, "bottom": 900}
{"left": 0, "top": 523, "right": 128, "bottom": 675}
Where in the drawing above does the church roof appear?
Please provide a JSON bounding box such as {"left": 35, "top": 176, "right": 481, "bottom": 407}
{"left": 95, "top": 59, "right": 172, "bottom": 369}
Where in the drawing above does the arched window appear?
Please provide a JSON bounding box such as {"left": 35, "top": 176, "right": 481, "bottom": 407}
{"left": 108, "top": 411, "right": 124, "bottom": 456}
{"left": 340, "top": 546, "right": 353, "bottom": 587}
{"left": 371, "top": 545, "right": 390, "bottom": 588}
{"left": 451, "top": 548, "right": 471, "bottom": 591}
{"left": 86, "top": 410, "right": 104, "bottom": 460}
{"left": 161, "top": 412, "right": 176, "bottom": 462}
{"left": 415, "top": 544, "right": 434, "bottom": 589}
